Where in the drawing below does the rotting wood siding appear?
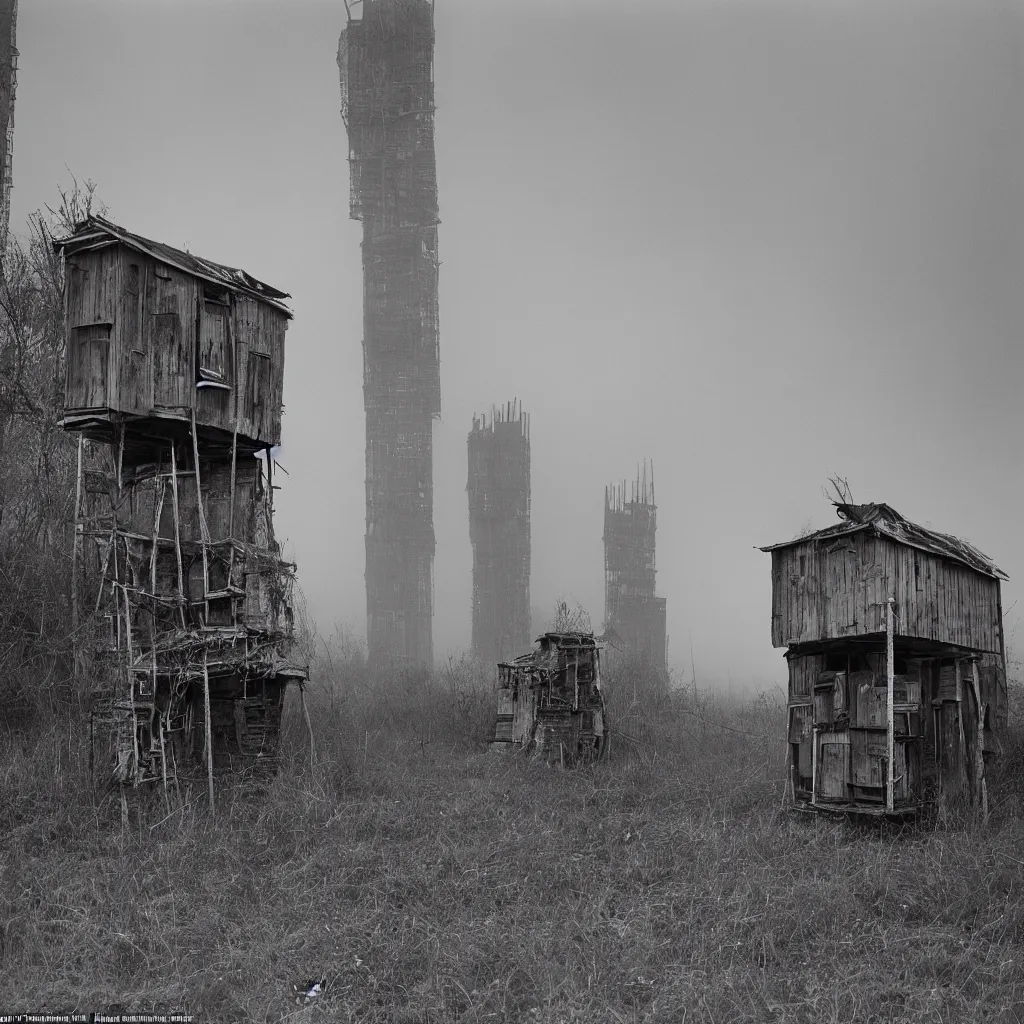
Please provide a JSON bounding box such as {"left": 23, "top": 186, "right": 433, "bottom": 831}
{"left": 770, "top": 534, "right": 1002, "bottom": 654}
{"left": 786, "top": 645, "right": 1004, "bottom": 811}
{"left": 64, "top": 244, "right": 288, "bottom": 449}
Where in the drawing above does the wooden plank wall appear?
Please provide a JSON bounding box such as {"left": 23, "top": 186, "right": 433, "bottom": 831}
{"left": 118, "top": 255, "right": 147, "bottom": 413}
{"left": 146, "top": 256, "right": 198, "bottom": 412}
{"left": 65, "top": 245, "right": 121, "bottom": 411}
{"left": 233, "top": 295, "right": 287, "bottom": 447}
{"left": 771, "top": 534, "right": 1002, "bottom": 653}
{"left": 65, "top": 245, "right": 288, "bottom": 449}
{"left": 787, "top": 651, "right": 825, "bottom": 702}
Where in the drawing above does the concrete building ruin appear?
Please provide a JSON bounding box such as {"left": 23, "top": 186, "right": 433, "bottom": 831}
{"left": 56, "top": 216, "right": 306, "bottom": 798}
{"left": 761, "top": 501, "right": 1008, "bottom": 817}
{"left": 467, "top": 401, "right": 530, "bottom": 666}
{"left": 339, "top": 0, "right": 439, "bottom": 668}
{"left": 603, "top": 463, "right": 667, "bottom": 671}
{"left": 0, "top": 0, "right": 17, "bottom": 252}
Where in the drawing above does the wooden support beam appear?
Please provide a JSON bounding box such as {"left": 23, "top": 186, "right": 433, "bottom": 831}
{"left": 301, "top": 683, "right": 316, "bottom": 768}
{"left": 970, "top": 658, "right": 987, "bottom": 820}
{"left": 955, "top": 659, "right": 967, "bottom": 802}
{"left": 203, "top": 651, "right": 215, "bottom": 814}
{"left": 810, "top": 716, "right": 818, "bottom": 809}
{"left": 191, "top": 410, "right": 211, "bottom": 625}
{"left": 71, "top": 435, "right": 83, "bottom": 651}
{"left": 228, "top": 419, "right": 238, "bottom": 541}
{"left": 169, "top": 442, "right": 186, "bottom": 629}
{"left": 886, "top": 597, "right": 895, "bottom": 814}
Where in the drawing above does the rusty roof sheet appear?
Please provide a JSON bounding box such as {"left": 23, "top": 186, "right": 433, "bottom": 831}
{"left": 760, "top": 502, "right": 1007, "bottom": 580}
{"left": 52, "top": 215, "right": 293, "bottom": 316}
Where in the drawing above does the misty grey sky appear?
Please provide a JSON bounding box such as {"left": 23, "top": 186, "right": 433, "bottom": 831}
{"left": 15, "top": 0, "right": 1024, "bottom": 688}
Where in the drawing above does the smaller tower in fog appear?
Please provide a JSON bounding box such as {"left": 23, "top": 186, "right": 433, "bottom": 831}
{"left": 467, "top": 400, "right": 531, "bottom": 664}
{"left": 603, "top": 461, "right": 667, "bottom": 671}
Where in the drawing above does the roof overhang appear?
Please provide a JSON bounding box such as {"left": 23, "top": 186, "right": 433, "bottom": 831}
{"left": 760, "top": 504, "right": 1007, "bottom": 581}
{"left": 53, "top": 215, "right": 294, "bottom": 318}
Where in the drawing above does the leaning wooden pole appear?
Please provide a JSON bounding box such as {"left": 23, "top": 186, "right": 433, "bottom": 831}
{"left": 71, "top": 434, "right": 84, "bottom": 670}
{"left": 203, "top": 650, "right": 215, "bottom": 813}
{"left": 168, "top": 442, "right": 186, "bottom": 629}
{"left": 191, "top": 409, "right": 210, "bottom": 623}
{"left": 886, "top": 597, "right": 895, "bottom": 814}
{"left": 971, "top": 658, "right": 988, "bottom": 820}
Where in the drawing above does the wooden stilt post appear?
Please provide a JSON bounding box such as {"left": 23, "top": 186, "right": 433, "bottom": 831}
{"left": 150, "top": 468, "right": 165, "bottom": 600}
{"left": 72, "top": 435, "right": 84, "bottom": 652}
{"left": 122, "top": 579, "right": 137, "bottom": 785}
{"left": 168, "top": 442, "right": 186, "bottom": 629}
{"left": 810, "top": 717, "right": 818, "bottom": 809}
{"left": 116, "top": 421, "right": 124, "bottom": 495}
{"left": 301, "top": 684, "right": 316, "bottom": 768}
{"left": 191, "top": 410, "right": 210, "bottom": 624}
{"left": 158, "top": 709, "right": 170, "bottom": 811}
{"left": 150, "top": 467, "right": 166, "bottom": 690}
{"left": 955, "top": 659, "right": 967, "bottom": 804}
{"left": 228, "top": 420, "right": 238, "bottom": 542}
{"left": 971, "top": 658, "right": 987, "bottom": 819}
{"left": 203, "top": 650, "right": 215, "bottom": 813}
{"left": 886, "top": 598, "right": 895, "bottom": 814}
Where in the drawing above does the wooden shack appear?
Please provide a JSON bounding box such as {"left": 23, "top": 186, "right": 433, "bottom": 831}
{"left": 761, "top": 502, "right": 1008, "bottom": 817}
{"left": 492, "top": 631, "right": 609, "bottom": 763}
{"left": 54, "top": 217, "right": 305, "bottom": 799}
{"left": 58, "top": 215, "right": 291, "bottom": 455}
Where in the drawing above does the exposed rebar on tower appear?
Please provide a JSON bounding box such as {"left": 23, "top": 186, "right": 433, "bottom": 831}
{"left": 603, "top": 460, "right": 667, "bottom": 671}
{"left": 339, "top": 0, "right": 439, "bottom": 669}
{"left": 467, "top": 400, "right": 531, "bottom": 666}
{"left": 0, "top": 0, "right": 18, "bottom": 254}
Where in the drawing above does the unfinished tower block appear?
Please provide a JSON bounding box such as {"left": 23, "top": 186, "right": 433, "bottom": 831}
{"left": 761, "top": 501, "right": 1009, "bottom": 817}
{"left": 603, "top": 463, "right": 667, "bottom": 671}
{"left": 339, "top": 0, "right": 439, "bottom": 668}
{"left": 467, "top": 401, "right": 531, "bottom": 666}
{"left": 56, "top": 216, "right": 306, "bottom": 796}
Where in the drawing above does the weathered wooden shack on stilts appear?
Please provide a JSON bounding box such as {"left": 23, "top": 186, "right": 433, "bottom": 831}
{"left": 56, "top": 215, "right": 307, "bottom": 802}
{"left": 761, "top": 502, "right": 1008, "bottom": 817}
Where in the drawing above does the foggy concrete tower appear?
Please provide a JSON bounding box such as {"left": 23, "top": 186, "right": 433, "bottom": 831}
{"left": 338, "top": 0, "right": 440, "bottom": 668}
{"left": 603, "top": 463, "right": 667, "bottom": 670}
{"left": 467, "top": 402, "right": 531, "bottom": 665}
{"left": 0, "top": 0, "right": 17, "bottom": 253}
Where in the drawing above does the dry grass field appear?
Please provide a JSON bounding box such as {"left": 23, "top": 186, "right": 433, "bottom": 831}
{"left": 3, "top": 654, "right": 1024, "bottom": 1023}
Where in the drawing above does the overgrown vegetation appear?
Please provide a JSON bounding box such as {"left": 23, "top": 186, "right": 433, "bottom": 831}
{"left": 0, "top": 179, "right": 104, "bottom": 722}
{"left": 3, "top": 628, "right": 1024, "bottom": 1021}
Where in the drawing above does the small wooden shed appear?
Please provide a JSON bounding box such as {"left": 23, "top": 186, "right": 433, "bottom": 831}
{"left": 492, "top": 631, "right": 609, "bottom": 763}
{"left": 761, "top": 502, "right": 1008, "bottom": 817}
{"left": 56, "top": 215, "right": 292, "bottom": 455}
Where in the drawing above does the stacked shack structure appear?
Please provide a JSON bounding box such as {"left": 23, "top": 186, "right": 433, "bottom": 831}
{"left": 57, "top": 216, "right": 306, "bottom": 798}
{"left": 761, "top": 502, "right": 1008, "bottom": 817}
{"left": 339, "top": 0, "right": 440, "bottom": 668}
{"left": 492, "top": 631, "right": 609, "bottom": 763}
{"left": 603, "top": 464, "right": 667, "bottom": 671}
{"left": 467, "top": 401, "right": 531, "bottom": 665}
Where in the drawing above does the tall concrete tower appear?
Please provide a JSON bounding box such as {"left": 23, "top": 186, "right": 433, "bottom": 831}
{"left": 603, "top": 463, "right": 667, "bottom": 671}
{"left": 0, "top": 0, "right": 18, "bottom": 252}
{"left": 339, "top": 0, "right": 439, "bottom": 669}
{"left": 467, "top": 401, "right": 531, "bottom": 666}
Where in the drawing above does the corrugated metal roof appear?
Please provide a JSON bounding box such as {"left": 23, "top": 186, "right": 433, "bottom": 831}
{"left": 52, "top": 215, "right": 293, "bottom": 317}
{"left": 760, "top": 502, "right": 1007, "bottom": 580}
